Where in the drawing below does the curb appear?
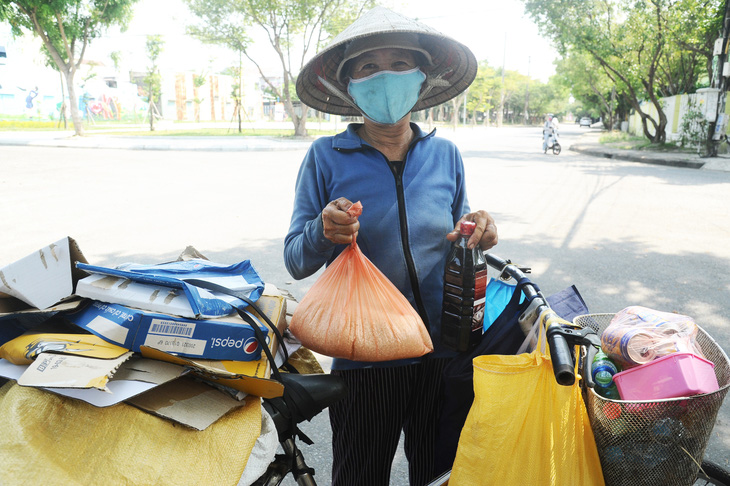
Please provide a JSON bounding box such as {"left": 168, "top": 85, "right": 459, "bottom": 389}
{"left": 0, "top": 136, "right": 314, "bottom": 152}
{"left": 569, "top": 144, "right": 706, "bottom": 169}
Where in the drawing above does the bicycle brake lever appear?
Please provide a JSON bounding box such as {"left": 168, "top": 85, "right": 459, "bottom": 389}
{"left": 547, "top": 325, "right": 601, "bottom": 388}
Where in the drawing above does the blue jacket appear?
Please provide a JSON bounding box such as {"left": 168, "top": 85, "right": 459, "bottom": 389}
{"left": 284, "top": 123, "right": 470, "bottom": 370}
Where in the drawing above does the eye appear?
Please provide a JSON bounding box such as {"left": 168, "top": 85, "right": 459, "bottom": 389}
{"left": 392, "top": 60, "right": 414, "bottom": 71}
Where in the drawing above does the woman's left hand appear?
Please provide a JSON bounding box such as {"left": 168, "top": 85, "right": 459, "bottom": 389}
{"left": 446, "top": 210, "right": 498, "bottom": 250}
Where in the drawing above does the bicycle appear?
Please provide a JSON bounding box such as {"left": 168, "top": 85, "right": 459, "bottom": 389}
{"left": 426, "top": 254, "right": 730, "bottom": 486}
{"left": 241, "top": 254, "right": 730, "bottom": 485}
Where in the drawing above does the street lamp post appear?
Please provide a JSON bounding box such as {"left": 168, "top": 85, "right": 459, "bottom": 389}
{"left": 707, "top": 0, "right": 730, "bottom": 156}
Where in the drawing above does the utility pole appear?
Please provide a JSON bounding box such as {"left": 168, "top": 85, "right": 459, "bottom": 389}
{"left": 463, "top": 88, "right": 468, "bottom": 125}
{"left": 524, "top": 56, "right": 530, "bottom": 125}
{"left": 498, "top": 33, "right": 506, "bottom": 128}
{"left": 708, "top": 0, "right": 730, "bottom": 156}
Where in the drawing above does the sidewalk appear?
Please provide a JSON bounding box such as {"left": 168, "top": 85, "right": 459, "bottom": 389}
{"left": 3, "top": 129, "right": 730, "bottom": 172}
{"left": 569, "top": 131, "right": 730, "bottom": 173}
{"left": 0, "top": 130, "right": 314, "bottom": 152}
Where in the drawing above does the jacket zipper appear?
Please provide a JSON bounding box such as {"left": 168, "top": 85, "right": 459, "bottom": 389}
{"left": 387, "top": 157, "right": 431, "bottom": 332}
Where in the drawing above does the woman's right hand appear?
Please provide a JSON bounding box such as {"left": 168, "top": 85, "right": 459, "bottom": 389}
{"left": 321, "top": 197, "right": 360, "bottom": 244}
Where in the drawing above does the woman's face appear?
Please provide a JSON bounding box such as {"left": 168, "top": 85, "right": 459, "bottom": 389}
{"left": 348, "top": 48, "right": 419, "bottom": 80}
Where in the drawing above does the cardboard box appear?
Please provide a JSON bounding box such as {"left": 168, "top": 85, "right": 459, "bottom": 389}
{"left": 0, "top": 237, "right": 87, "bottom": 310}
{"left": 139, "top": 293, "right": 289, "bottom": 398}
{"left": 64, "top": 296, "right": 283, "bottom": 362}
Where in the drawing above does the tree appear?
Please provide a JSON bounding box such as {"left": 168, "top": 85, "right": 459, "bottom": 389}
{"left": 185, "top": 0, "right": 374, "bottom": 137}
{"left": 192, "top": 71, "right": 206, "bottom": 123}
{"left": 555, "top": 53, "right": 619, "bottom": 127}
{"left": 0, "top": 0, "right": 139, "bottom": 136}
{"left": 522, "top": 0, "right": 723, "bottom": 144}
{"left": 467, "top": 61, "right": 498, "bottom": 126}
{"left": 144, "top": 35, "right": 164, "bottom": 131}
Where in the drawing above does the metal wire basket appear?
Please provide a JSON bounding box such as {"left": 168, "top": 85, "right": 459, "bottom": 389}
{"left": 574, "top": 313, "right": 730, "bottom": 486}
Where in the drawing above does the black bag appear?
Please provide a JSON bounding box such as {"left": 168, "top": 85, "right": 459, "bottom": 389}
{"left": 434, "top": 278, "right": 588, "bottom": 474}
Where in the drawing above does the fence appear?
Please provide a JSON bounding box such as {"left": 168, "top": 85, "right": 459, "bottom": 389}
{"left": 627, "top": 88, "right": 729, "bottom": 145}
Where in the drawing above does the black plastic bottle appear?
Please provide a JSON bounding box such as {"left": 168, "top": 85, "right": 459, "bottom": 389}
{"left": 441, "top": 221, "right": 488, "bottom": 352}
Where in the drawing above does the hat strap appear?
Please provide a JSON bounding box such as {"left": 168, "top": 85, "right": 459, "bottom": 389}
{"left": 317, "top": 76, "right": 362, "bottom": 113}
{"left": 416, "top": 69, "right": 453, "bottom": 106}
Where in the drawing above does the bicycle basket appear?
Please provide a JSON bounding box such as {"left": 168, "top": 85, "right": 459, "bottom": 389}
{"left": 574, "top": 314, "right": 730, "bottom": 486}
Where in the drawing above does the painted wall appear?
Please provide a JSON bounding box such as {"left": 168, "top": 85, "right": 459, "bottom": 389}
{"left": 627, "top": 89, "right": 729, "bottom": 143}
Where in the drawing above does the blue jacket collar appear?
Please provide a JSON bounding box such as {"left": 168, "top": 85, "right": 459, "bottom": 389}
{"left": 331, "top": 123, "right": 436, "bottom": 151}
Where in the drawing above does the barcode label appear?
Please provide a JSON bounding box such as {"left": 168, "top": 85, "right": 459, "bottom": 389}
{"left": 149, "top": 319, "right": 196, "bottom": 337}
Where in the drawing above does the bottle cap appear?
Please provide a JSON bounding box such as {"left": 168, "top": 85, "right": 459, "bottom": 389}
{"left": 460, "top": 221, "right": 476, "bottom": 236}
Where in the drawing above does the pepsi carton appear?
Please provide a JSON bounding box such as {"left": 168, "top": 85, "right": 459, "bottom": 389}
{"left": 65, "top": 297, "right": 276, "bottom": 362}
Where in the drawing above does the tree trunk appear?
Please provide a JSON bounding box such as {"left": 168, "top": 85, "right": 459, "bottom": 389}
{"left": 452, "top": 98, "right": 458, "bottom": 130}
{"left": 65, "top": 71, "right": 84, "bottom": 136}
{"left": 294, "top": 114, "right": 308, "bottom": 137}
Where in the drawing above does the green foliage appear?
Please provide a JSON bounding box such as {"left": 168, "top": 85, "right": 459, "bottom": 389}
{"left": 144, "top": 35, "right": 164, "bottom": 130}
{"left": 0, "top": 0, "right": 138, "bottom": 67}
{"left": 184, "top": 0, "right": 374, "bottom": 135}
{"left": 0, "top": 0, "right": 140, "bottom": 135}
{"left": 110, "top": 51, "right": 123, "bottom": 72}
{"left": 677, "top": 98, "right": 709, "bottom": 149}
{"left": 144, "top": 35, "right": 164, "bottom": 101}
{"left": 460, "top": 59, "right": 570, "bottom": 124}
{"left": 521, "top": 0, "right": 723, "bottom": 143}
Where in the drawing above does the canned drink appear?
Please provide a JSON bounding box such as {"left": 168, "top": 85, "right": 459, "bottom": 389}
{"left": 623, "top": 306, "right": 698, "bottom": 337}
{"left": 601, "top": 326, "right": 661, "bottom": 365}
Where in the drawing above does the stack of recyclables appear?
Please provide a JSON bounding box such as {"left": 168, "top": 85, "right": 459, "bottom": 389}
{"left": 599, "top": 306, "right": 714, "bottom": 401}
{"left": 575, "top": 312, "right": 730, "bottom": 486}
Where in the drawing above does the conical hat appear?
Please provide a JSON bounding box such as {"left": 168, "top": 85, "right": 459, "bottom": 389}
{"left": 296, "top": 6, "right": 477, "bottom": 116}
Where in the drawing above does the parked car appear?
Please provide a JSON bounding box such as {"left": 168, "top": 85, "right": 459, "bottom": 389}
{"left": 579, "top": 117, "right": 592, "bottom": 127}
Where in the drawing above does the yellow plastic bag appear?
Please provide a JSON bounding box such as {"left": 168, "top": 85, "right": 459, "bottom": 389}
{"left": 290, "top": 201, "right": 433, "bottom": 362}
{"left": 450, "top": 311, "right": 604, "bottom": 485}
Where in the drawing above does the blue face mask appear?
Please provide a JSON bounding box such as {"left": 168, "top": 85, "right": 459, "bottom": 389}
{"left": 347, "top": 68, "right": 426, "bottom": 125}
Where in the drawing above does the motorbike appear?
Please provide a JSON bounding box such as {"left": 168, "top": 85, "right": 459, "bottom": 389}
{"left": 543, "top": 128, "right": 561, "bottom": 155}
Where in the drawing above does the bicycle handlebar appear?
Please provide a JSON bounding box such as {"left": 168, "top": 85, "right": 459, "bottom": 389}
{"left": 485, "top": 253, "right": 600, "bottom": 387}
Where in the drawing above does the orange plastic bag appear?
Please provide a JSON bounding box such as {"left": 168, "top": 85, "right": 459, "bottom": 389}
{"left": 290, "top": 202, "right": 433, "bottom": 361}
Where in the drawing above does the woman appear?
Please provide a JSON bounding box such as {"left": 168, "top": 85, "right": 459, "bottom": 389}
{"left": 285, "top": 7, "right": 498, "bottom": 485}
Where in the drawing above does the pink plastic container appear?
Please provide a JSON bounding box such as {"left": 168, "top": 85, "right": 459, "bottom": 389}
{"left": 613, "top": 352, "right": 720, "bottom": 400}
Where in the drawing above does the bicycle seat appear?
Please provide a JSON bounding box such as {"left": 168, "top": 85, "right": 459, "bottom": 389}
{"left": 263, "top": 373, "right": 348, "bottom": 441}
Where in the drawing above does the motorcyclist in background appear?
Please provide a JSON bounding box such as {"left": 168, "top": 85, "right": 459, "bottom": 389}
{"left": 542, "top": 114, "right": 559, "bottom": 153}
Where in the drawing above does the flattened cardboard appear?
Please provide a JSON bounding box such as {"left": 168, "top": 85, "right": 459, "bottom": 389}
{"left": 0, "top": 329, "right": 130, "bottom": 365}
{"left": 139, "top": 293, "right": 288, "bottom": 398}
{"left": 0, "top": 356, "right": 187, "bottom": 407}
{"left": 76, "top": 274, "right": 201, "bottom": 319}
{"left": 17, "top": 351, "right": 133, "bottom": 390}
{"left": 0, "top": 237, "right": 88, "bottom": 309}
{"left": 75, "top": 259, "right": 264, "bottom": 319}
{"left": 65, "top": 299, "right": 273, "bottom": 362}
{"left": 127, "top": 376, "right": 248, "bottom": 430}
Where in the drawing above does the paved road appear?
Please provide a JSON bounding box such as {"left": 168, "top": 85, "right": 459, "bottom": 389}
{"left": 1, "top": 124, "right": 729, "bottom": 482}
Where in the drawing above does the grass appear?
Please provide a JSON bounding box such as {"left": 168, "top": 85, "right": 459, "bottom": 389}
{"left": 0, "top": 119, "right": 339, "bottom": 137}
{"left": 91, "top": 128, "right": 340, "bottom": 137}
{"left": 0, "top": 120, "right": 61, "bottom": 130}
{"left": 599, "top": 130, "right": 695, "bottom": 153}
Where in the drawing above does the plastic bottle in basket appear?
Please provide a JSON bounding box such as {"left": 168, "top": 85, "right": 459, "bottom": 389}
{"left": 592, "top": 348, "right": 622, "bottom": 399}
{"left": 441, "top": 221, "right": 488, "bottom": 353}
